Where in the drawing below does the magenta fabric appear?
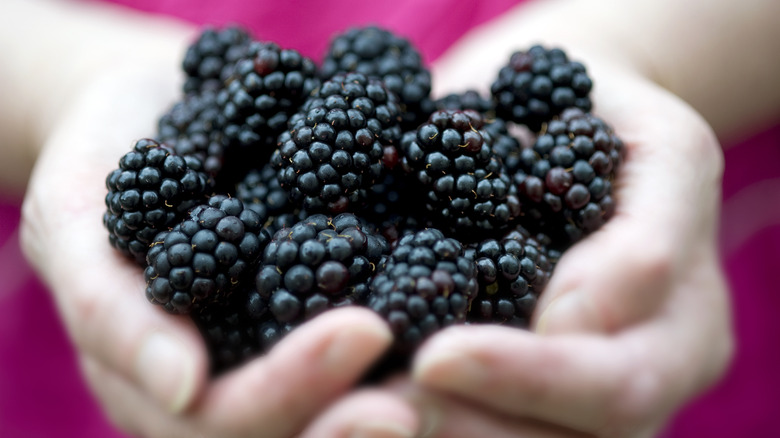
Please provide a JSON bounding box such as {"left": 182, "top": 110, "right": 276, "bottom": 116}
{"left": 1, "top": 0, "right": 778, "bottom": 436}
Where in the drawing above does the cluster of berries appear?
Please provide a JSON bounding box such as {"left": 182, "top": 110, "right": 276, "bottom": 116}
{"left": 103, "top": 25, "right": 624, "bottom": 374}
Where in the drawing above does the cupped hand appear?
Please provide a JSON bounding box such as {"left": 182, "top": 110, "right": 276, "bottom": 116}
{"left": 19, "top": 61, "right": 397, "bottom": 438}
{"left": 396, "top": 42, "right": 735, "bottom": 438}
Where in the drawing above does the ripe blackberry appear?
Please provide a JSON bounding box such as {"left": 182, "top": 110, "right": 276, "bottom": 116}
{"left": 491, "top": 45, "right": 593, "bottom": 131}
{"left": 103, "top": 139, "right": 212, "bottom": 265}
{"left": 400, "top": 109, "right": 520, "bottom": 236}
{"left": 191, "top": 287, "right": 260, "bottom": 374}
{"left": 157, "top": 90, "right": 226, "bottom": 175}
{"left": 217, "top": 41, "right": 320, "bottom": 156}
{"left": 182, "top": 26, "right": 253, "bottom": 94}
{"left": 144, "top": 195, "right": 271, "bottom": 314}
{"left": 466, "top": 225, "right": 554, "bottom": 327}
{"left": 514, "top": 107, "right": 625, "bottom": 244}
{"left": 485, "top": 118, "right": 524, "bottom": 175}
{"left": 249, "top": 213, "right": 390, "bottom": 330}
{"left": 434, "top": 90, "right": 495, "bottom": 115}
{"left": 235, "top": 163, "right": 297, "bottom": 226}
{"left": 368, "top": 228, "right": 479, "bottom": 354}
{"left": 272, "top": 73, "right": 402, "bottom": 214}
{"left": 320, "top": 26, "right": 433, "bottom": 129}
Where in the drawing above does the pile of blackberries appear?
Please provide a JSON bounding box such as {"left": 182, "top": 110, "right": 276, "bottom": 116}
{"left": 103, "top": 25, "right": 624, "bottom": 374}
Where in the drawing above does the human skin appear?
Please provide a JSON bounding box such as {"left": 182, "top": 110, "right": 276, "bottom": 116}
{"left": 2, "top": 0, "right": 779, "bottom": 437}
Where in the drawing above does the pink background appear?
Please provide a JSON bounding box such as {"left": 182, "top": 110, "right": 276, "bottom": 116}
{"left": 1, "top": 0, "right": 778, "bottom": 436}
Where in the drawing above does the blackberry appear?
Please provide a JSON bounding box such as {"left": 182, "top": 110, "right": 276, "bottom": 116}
{"left": 466, "top": 225, "right": 554, "bottom": 327}
{"left": 433, "top": 91, "right": 524, "bottom": 173}
{"left": 217, "top": 41, "right": 320, "bottom": 159}
{"left": 514, "top": 107, "right": 624, "bottom": 244}
{"left": 182, "top": 26, "right": 253, "bottom": 94}
{"left": 400, "top": 109, "right": 520, "bottom": 236}
{"left": 157, "top": 90, "right": 227, "bottom": 175}
{"left": 103, "top": 139, "right": 212, "bottom": 265}
{"left": 320, "top": 26, "right": 433, "bottom": 129}
{"left": 144, "top": 195, "right": 271, "bottom": 314}
{"left": 235, "top": 163, "right": 297, "bottom": 228}
{"left": 485, "top": 118, "right": 524, "bottom": 175}
{"left": 272, "top": 73, "right": 402, "bottom": 214}
{"left": 191, "top": 287, "right": 260, "bottom": 374}
{"left": 368, "top": 228, "right": 479, "bottom": 354}
{"left": 249, "top": 213, "right": 390, "bottom": 331}
{"left": 434, "top": 90, "right": 495, "bottom": 115}
{"left": 491, "top": 45, "right": 593, "bottom": 131}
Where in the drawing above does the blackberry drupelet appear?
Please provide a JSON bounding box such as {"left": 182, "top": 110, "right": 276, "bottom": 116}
{"left": 320, "top": 26, "right": 433, "bottom": 130}
{"left": 400, "top": 109, "right": 520, "bottom": 236}
{"left": 157, "top": 90, "right": 227, "bottom": 176}
{"left": 103, "top": 139, "right": 212, "bottom": 265}
{"left": 217, "top": 41, "right": 320, "bottom": 159}
{"left": 466, "top": 225, "right": 554, "bottom": 327}
{"left": 191, "top": 287, "right": 260, "bottom": 374}
{"left": 248, "top": 213, "right": 390, "bottom": 333}
{"left": 144, "top": 195, "right": 271, "bottom": 314}
{"left": 272, "top": 72, "right": 402, "bottom": 214}
{"left": 514, "top": 107, "right": 625, "bottom": 244}
{"left": 368, "top": 228, "right": 479, "bottom": 354}
{"left": 182, "top": 26, "right": 253, "bottom": 94}
{"left": 491, "top": 45, "right": 593, "bottom": 131}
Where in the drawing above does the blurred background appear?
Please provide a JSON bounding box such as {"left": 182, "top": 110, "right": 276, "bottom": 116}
{"left": 1, "top": 0, "right": 779, "bottom": 437}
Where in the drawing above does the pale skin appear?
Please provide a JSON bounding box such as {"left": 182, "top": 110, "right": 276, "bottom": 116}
{"left": 2, "top": 0, "right": 779, "bottom": 437}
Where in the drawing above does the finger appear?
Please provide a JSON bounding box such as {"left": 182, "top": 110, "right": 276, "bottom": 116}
{"left": 20, "top": 66, "right": 208, "bottom": 413}
{"left": 534, "top": 71, "right": 723, "bottom": 334}
{"left": 386, "top": 379, "right": 592, "bottom": 438}
{"left": 412, "top": 325, "right": 638, "bottom": 433}
{"left": 299, "top": 390, "right": 418, "bottom": 438}
{"left": 196, "top": 307, "right": 392, "bottom": 438}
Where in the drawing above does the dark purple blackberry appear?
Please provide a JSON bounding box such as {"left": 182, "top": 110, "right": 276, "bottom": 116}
{"left": 400, "top": 109, "right": 520, "bottom": 236}
{"left": 491, "top": 45, "right": 593, "bottom": 131}
{"left": 272, "top": 73, "right": 402, "bottom": 214}
{"left": 144, "top": 195, "right": 271, "bottom": 315}
{"left": 434, "top": 90, "right": 495, "bottom": 115}
{"left": 320, "top": 26, "right": 432, "bottom": 130}
{"left": 157, "top": 90, "right": 227, "bottom": 176}
{"left": 248, "top": 213, "right": 390, "bottom": 331}
{"left": 514, "top": 108, "right": 625, "bottom": 244}
{"left": 182, "top": 26, "right": 253, "bottom": 94}
{"left": 368, "top": 228, "right": 478, "bottom": 354}
{"left": 191, "top": 287, "right": 260, "bottom": 374}
{"left": 217, "top": 41, "right": 320, "bottom": 156}
{"left": 485, "top": 118, "right": 524, "bottom": 175}
{"left": 235, "top": 163, "right": 298, "bottom": 228}
{"left": 103, "top": 139, "right": 213, "bottom": 265}
{"left": 466, "top": 225, "right": 554, "bottom": 327}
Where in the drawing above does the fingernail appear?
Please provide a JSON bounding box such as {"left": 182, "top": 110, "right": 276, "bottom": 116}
{"left": 536, "top": 291, "right": 600, "bottom": 335}
{"left": 350, "top": 421, "right": 415, "bottom": 438}
{"left": 135, "top": 332, "right": 196, "bottom": 413}
{"left": 323, "top": 324, "right": 393, "bottom": 371}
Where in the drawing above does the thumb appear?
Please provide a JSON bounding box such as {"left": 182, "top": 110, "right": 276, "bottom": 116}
{"left": 534, "top": 74, "right": 723, "bottom": 335}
